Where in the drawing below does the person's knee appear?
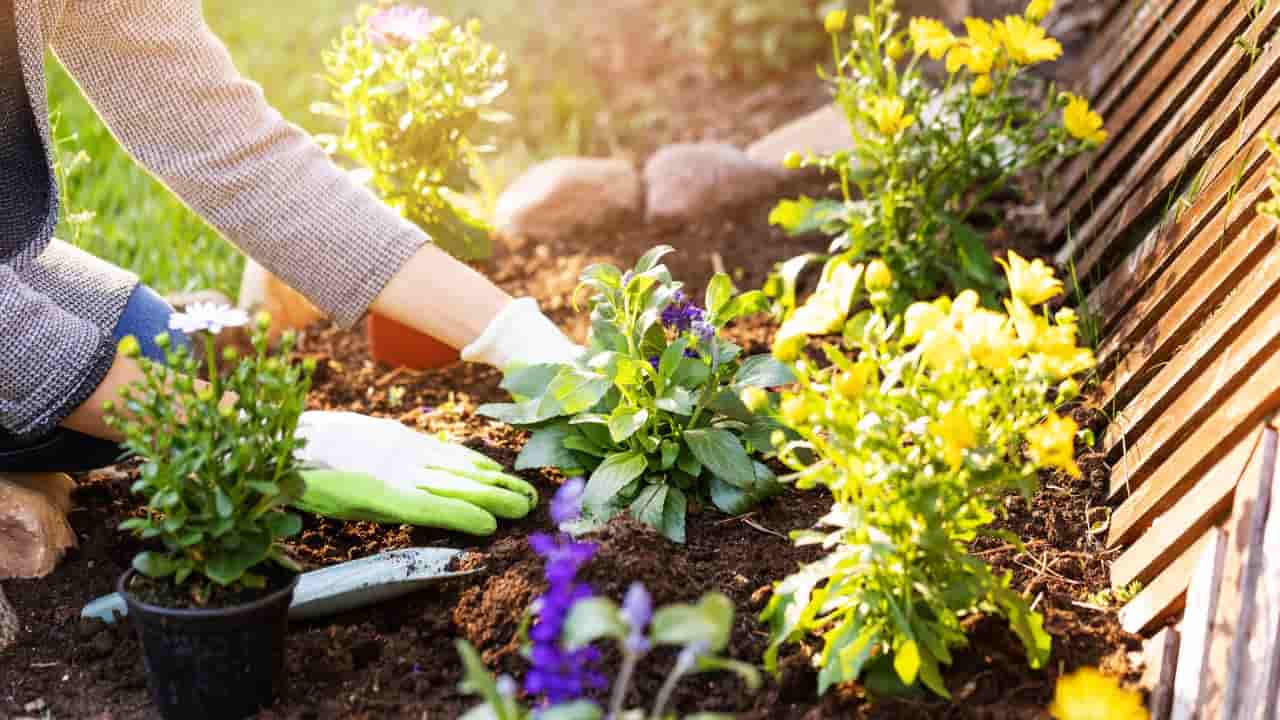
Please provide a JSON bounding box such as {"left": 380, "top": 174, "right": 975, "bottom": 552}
{"left": 113, "top": 285, "right": 190, "bottom": 362}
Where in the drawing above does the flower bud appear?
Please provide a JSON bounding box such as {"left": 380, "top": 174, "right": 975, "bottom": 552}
{"left": 741, "top": 387, "right": 770, "bottom": 414}
{"left": 763, "top": 274, "right": 783, "bottom": 298}
{"left": 770, "top": 429, "right": 787, "bottom": 448}
{"left": 825, "top": 9, "right": 848, "bottom": 34}
{"left": 154, "top": 332, "right": 171, "bottom": 350}
{"left": 255, "top": 311, "right": 272, "bottom": 332}
{"left": 865, "top": 260, "right": 893, "bottom": 292}
{"left": 971, "top": 74, "right": 993, "bottom": 98}
{"left": 869, "top": 290, "right": 892, "bottom": 309}
{"left": 782, "top": 151, "right": 804, "bottom": 170}
{"left": 222, "top": 346, "right": 239, "bottom": 362}
{"left": 853, "top": 15, "right": 873, "bottom": 34}
{"left": 887, "top": 38, "right": 906, "bottom": 62}
{"left": 1058, "top": 378, "right": 1080, "bottom": 402}
{"left": 197, "top": 387, "right": 216, "bottom": 403}
{"left": 773, "top": 335, "right": 805, "bottom": 363}
{"left": 118, "top": 335, "right": 142, "bottom": 359}
{"left": 781, "top": 396, "right": 809, "bottom": 426}
{"left": 836, "top": 364, "right": 872, "bottom": 398}
{"left": 1055, "top": 307, "right": 1078, "bottom": 326}
{"left": 101, "top": 400, "right": 115, "bottom": 414}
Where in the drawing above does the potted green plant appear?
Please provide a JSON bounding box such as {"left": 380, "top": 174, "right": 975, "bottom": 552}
{"left": 318, "top": 4, "right": 509, "bottom": 369}
{"left": 105, "top": 306, "right": 314, "bottom": 720}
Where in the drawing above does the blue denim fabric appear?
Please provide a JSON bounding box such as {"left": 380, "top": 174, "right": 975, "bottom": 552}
{"left": 0, "top": 285, "right": 188, "bottom": 472}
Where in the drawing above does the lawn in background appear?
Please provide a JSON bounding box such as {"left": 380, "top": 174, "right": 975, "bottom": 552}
{"left": 47, "top": 0, "right": 603, "bottom": 297}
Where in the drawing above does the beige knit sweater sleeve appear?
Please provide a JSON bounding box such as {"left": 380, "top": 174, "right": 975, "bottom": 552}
{"left": 48, "top": 0, "right": 430, "bottom": 328}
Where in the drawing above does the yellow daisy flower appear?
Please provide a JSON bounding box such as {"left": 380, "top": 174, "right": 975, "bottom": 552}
{"left": 1048, "top": 667, "right": 1149, "bottom": 720}
{"left": 998, "top": 251, "right": 1063, "bottom": 305}
{"left": 1026, "top": 412, "right": 1081, "bottom": 478}
{"left": 972, "top": 74, "right": 994, "bottom": 97}
{"left": 1063, "top": 93, "right": 1108, "bottom": 145}
{"left": 995, "top": 16, "right": 1063, "bottom": 65}
{"left": 909, "top": 17, "right": 957, "bottom": 60}
{"left": 868, "top": 95, "right": 915, "bottom": 137}
{"left": 931, "top": 408, "right": 977, "bottom": 469}
{"left": 1026, "top": 0, "right": 1054, "bottom": 23}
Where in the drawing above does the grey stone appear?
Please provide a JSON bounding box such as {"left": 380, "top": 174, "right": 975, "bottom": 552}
{"left": 495, "top": 157, "right": 642, "bottom": 240}
{"left": 643, "top": 143, "right": 785, "bottom": 225}
{"left": 0, "top": 473, "right": 77, "bottom": 580}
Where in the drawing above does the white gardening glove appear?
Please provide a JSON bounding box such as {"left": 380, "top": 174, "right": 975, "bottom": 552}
{"left": 460, "top": 297, "right": 582, "bottom": 369}
{"left": 292, "top": 411, "right": 538, "bottom": 536}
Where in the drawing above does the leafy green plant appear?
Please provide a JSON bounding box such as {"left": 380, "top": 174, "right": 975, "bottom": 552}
{"left": 659, "top": 0, "right": 847, "bottom": 80}
{"left": 106, "top": 309, "right": 314, "bottom": 602}
{"left": 760, "top": 254, "right": 1095, "bottom": 697}
{"left": 1258, "top": 132, "right": 1280, "bottom": 222}
{"left": 480, "top": 246, "right": 794, "bottom": 542}
{"left": 766, "top": 0, "right": 1106, "bottom": 314}
{"left": 317, "top": 4, "right": 507, "bottom": 260}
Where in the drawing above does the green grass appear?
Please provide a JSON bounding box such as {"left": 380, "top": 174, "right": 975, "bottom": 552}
{"left": 47, "top": 0, "right": 603, "bottom": 297}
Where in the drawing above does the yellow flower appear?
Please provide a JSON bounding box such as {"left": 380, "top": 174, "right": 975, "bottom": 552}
{"left": 1033, "top": 345, "right": 1096, "bottom": 381}
{"left": 1055, "top": 307, "right": 1078, "bottom": 327}
{"left": 947, "top": 18, "right": 1001, "bottom": 74}
{"left": 921, "top": 326, "right": 967, "bottom": 369}
{"left": 868, "top": 95, "right": 916, "bottom": 137}
{"left": 782, "top": 151, "right": 804, "bottom": 170}
{"left": 887, "top": 38, "right": 907, "bottom": 62}
{"left": 836, "top": 363, "right": 875, "bottom": 398}
{"left": 971, "top": 74, "right": 994, "bottom": 97}
{"left": 1026, "top": 412, "right": 1081, "bottom": 478}
{"left": 909, "top": 17, "right": 956, "bottom": 60}
{"left": 931, "top": 408, "right": 977, "bottom": 469}
{"left": 964, "top": 309, "right": 1020, "bottom": 371}
{"left": 865, "top": 260, "right": 893, "bottom": 292}
{"left": 825, "top": 9, "right": 848, "bottom": 34}
{"left": 995, "top": 16, "right": 1062, "bottom": 65}
{"left": 1025, "top": 0, "right": 1054, "bottom": 23}
{"left": 902, "top": 301, "right": 947, "bottom": 344}
{"left": 998, "top": 251, "right": 1063, "bottom": 305}
{"left": 1063, "top": 93, "right": 1107, "bottom": 145}
{"left": 949, "top": 289, "right": 982, "bottom": 325}
{"left": 1048, "top": 667, "right": 1149, "bottom": 720}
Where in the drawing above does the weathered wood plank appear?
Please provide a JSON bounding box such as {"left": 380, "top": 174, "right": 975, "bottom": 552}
{"left": 1238, "top": 427, "right": 1280, "bottom": 720}
{"left": 1055, "top": 2, "right": 1280, "bottom": 273}
{"left": 1100, "top": 219, "right": 1279, "bottom": 465}
{"left": 1108, "top": 348, "right": 1280, "bottom": 546}
{"left": 1051, "top": 0, "right": 1254, "bottom": 238}
{"left": 1169, "top": 527, "right": 1227, "bottom": 720}
{"left": 1111, "top": 422, "right": 1263, "bottom": 588}
{"left": 1142, "top": 626, "right": 1181, "bottom": 720}
{"left": 1088, "top": 92, "right": 1280, "bottom": 335}
{"left": 1052, "top": 0, "right": 1212, "bottom": 215}
{"left": 1203, "top": 427, "right": 1278, "bottom": 720}
{"left": 1120, "top": 529, "right": 1213, "bottom": 635}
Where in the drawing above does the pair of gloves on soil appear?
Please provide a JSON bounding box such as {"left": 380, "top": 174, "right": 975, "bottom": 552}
{"left": 294, "top": 299, "right": 579, "bottom": 536}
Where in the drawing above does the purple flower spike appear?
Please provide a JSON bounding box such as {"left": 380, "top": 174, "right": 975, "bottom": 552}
{"left": 367, "top": 5, "right": 432, "bottom": 47}
{"left": 660, "top": 291, "right": 706, "bottom": 333}
{"left": 622, "top": 583, "right": 653, "bottom": 654}
{"left": 648, "top": 356, "right": 661, "bottom": 372}
{"left": 526, "top": 528, "right": 605, "bottom": 704}
{"left": 691, "top": 320, "right": 715, "bottom": 343}
{"left": 550, "top": 477, "right": 586, "bottom": 526}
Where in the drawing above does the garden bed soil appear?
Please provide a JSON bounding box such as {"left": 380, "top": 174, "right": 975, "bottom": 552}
{"left": 1, "top": 191, "right": 1136, "bottom": 719}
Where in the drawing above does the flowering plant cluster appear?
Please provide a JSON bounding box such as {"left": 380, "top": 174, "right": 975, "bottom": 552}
{"left": 759, "top": 255, "right": 1094, "bottom": 697}
{"left": 765, "top": 0, "right": 1106, "bottom": 316}
{"left": 106, "top": 307, "right": 315, "bottom": 602}
{"left": 318, "top": 3, "right": 507, "bottom": 261}
{"left": 456, "top": 480, "right": 759, "bottom": 719}
{"left": 480, "top": 246, "right": 794, "bottom": 542}
{"left": 1259, "top": 132, "right": 1280, "bottom": 222}
{"left": 660, "top": 0, "right": 848, "bottom": 80}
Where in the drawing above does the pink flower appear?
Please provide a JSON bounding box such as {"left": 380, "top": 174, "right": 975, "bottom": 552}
{"left": 367, "top": 6, "right": 432, "bottom": 47}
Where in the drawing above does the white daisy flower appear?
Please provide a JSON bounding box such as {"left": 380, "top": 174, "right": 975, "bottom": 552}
{"left": 169, "top": 303, "right": 250, "bottom": 335}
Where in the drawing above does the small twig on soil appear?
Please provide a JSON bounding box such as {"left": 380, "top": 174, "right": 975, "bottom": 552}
{"left": 374, "top": 366, "right": 428, "bottom": 388}
{"left": 1070, "top": 601, "right": 1111, "bottom": 613}
{"left": 1030, "top": 591, "right": 1044, "bottom": 612}
{"left": 742, "top": 518, "right": 788, "bottom": 540}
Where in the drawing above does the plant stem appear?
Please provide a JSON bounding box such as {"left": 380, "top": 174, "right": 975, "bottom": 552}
{"left": 608, "top": 650, "right": 640, "bottom": 719}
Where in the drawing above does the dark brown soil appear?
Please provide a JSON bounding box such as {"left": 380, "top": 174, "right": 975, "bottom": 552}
{"left": 0, "top": 2, "right": 1128, "bottom": 718}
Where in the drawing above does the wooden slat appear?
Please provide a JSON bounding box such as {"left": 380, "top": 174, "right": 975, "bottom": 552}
{"left": 1169, "top": 527, "right": 1227, "bottom": 720}
{"left": 1051, "top": 0, "right": 1249, "bottom": 236}
{"left": 1096, "top": 174, "right": 1277, "bottom": 418}
{"left": 1238, "top": 428, "right": 1280, "bottom": 720}
{"left": 1120, "top": 529, "right": 1213, "bottom": 635}
{"left": 1100, "top": 229, "right": 1280, "bottom": 486}
{"left": 1143, "top": 626, "right": 1180, "bottom": 720}
{"left": 1101, "top": 221, "right": 1279, "bottom": 466}
{"left": 1203, "top": 426, "right": 1278, "bottom": 720}
{"left": 1088, "top": 93, "right": 1280, "bottom": 335}
{"left": 1108, "top": 347, "right": 1280, "bottom": 546}
{"left": 1051, "top": 0, "right": 1212, "bottom": 215}
{"left": 1055, "top": 2, "right": 1280, "bottom": 273}
{"left": 1111, "top": 423, "right": 1263, "bottom": 587}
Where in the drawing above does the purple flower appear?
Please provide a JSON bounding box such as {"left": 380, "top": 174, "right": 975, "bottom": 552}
{"left": 691, "top": 320, "right": 715, "bottom": 344}
{"left": 367, "top": 5, "right": 432, "bottom": 47}
{"left": 550, "top": 477, "right": 586, "bottom": 526}
{"left": 648, "top": 356, "right": 661, "bottom": 372}
{"left": 660, "top": 291, "right": 706, "bottom": 333}
{"left": 683, "top": 347, "right": 700, "bottom": 359}
{"left": 525, "top": 520, "right": 605, "bottom": 703}
{"left": 621, "top": 583, "right": 653, "bottom": 654}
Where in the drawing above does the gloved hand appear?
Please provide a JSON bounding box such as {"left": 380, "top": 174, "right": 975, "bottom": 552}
{"left": 460, "top": 297, "right": 582, "bottom": 370}
{"left": 293, "top": 411, "right": 538, "bottom": 536}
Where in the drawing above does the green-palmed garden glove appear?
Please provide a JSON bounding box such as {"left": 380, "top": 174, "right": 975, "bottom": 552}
{"left": 293, "top": 411, "right": 537, "bottom": 536}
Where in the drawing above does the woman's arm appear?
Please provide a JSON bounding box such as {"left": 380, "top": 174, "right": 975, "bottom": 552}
{"left": 48, "top": 0, "right": 509, "bottom": 341}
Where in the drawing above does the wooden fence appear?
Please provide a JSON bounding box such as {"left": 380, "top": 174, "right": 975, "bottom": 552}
{"left": 1051, "top": 1, "right": 1280, "bottom": 717}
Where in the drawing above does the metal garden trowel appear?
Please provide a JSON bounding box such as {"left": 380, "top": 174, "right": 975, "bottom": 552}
{"left": 81, "top": 547, "right": 479, "bottom": 624}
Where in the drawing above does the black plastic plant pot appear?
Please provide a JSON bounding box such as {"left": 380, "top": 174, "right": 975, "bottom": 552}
{"left": 118, "top": 569, "right": 299, "bottom": 720}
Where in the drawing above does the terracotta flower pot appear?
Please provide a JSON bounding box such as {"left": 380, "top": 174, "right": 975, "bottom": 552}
{"left": 366, "top": 313, "right": 459, "bottom": 369}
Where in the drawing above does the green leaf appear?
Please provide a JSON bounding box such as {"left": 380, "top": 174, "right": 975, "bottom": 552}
{"left": 694, "top": 656, "right": 763, "bottom": 690}
{"left": 501, "top": 363, "right": 562, "bottom": 400}
{"left": 634, "top": 245, "right": 674, "bottom": 273}
{"left": 676, "top": 445, "right": 703, "bottom": 477}
{"left": 582, "top": 452, "right": 648, "bottom": 515}
{"left": 516, "top": 424, "right": 581, "bottom": 470}
{"left": 579, "top": 263, "right": 623, "bottom": 290}
{"left": 655, "top": 387, "right": 696, "bottom": 416}
{"left": 564, "top": 433, "right": 608, "bottom": 458}
{"left": 660, "top": 486, "right": 687, "bottom": 543}
{"left": 548, "top": 369, "right": 612, "bottom": 416}
{"left": 563, "top": 597, "right": 626, "bottom": 649}
{"left": 672, "top": 356, "right": 711, "bottom": 389}
{"left": 264, "top": 511, "right": 302, "bottom": 539}
{"left": 651, "top": 592, "right": 734, "bottom": 652}
{"left": 658, "top": 337, "right": 690, "bottom": 388}
{"left": 894, "top": 640, "right": 921, "bottom": 687}
{"left": 133, "top": 551, "right": 177, "bottom": 579}
{"left": 659, "top": 441, "right": 680, "bottom": 470}
{"left": 608, "top": 407, "right": 649, "bottom": 443}
{"left": 205, "top": 532, "right": 270, "bottom": 586}
{"left": 215, "top": 486, "right": 234, "bottom": 518}
{"left": 733, "top": 354, "right": 796, "bottom": 389}
{"left": 705, "top": 273, "right": 734, "bottom": 317}
{"left": 718, "top": 290, "right": 770, "bottom": 324}
{"left": 536, "top": 702, "right": 603, "bottom": 720}
{"left": 630, "top": 483, "right": 669, "bottom": 530}
{"left": 684, "top": 429, "right": 754, "bottom": 488}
